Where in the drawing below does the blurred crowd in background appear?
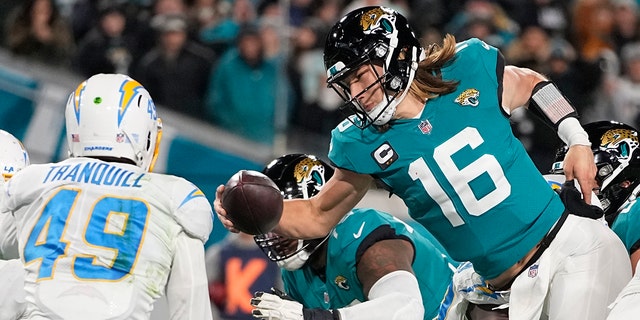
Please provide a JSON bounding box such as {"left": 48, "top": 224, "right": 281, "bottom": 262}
{"left": 2, "top": 0, "right": 640, "bottom": 173}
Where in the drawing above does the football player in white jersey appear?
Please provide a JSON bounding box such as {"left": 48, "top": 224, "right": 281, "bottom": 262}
{"left": 1, "top": 73, "right": 214, "bottom": 320}
{"left": 0, "top": 130, "right": 30, "bottom": 320}
{"left": 0, "top": 129, "right": 30, "bottom": 259}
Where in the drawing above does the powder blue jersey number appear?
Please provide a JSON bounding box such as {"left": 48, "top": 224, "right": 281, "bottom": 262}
{"left": 24, "top": 188, "right": 149, "bottom": 281}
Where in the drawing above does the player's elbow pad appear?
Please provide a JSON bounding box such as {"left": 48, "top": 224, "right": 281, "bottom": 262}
{"left": 337, "top": 270, "right": 424, "bottom": 320}
{"left": 526, "top": 81, "right": 590, "bottom": 147}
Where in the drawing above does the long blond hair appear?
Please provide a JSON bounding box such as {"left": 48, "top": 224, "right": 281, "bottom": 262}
{"left": 408, "top": 34, "right": 459, "bottom": 103}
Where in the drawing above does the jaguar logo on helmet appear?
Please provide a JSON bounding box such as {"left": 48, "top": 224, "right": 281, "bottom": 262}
{"left": 360, "top": 7, "right": 395, "bottom": 34}
{"left": 455, "top": 89, "right": 480, "bottom": 107}
{"left": 294, "top": 157, "right": 326, "bottom": 199}
{"left": 600, "top": 129, "right": 639, "bottom": 159}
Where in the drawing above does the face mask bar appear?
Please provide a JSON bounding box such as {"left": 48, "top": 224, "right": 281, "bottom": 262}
{"left": 328, "top": 59, "right": 398, "bottom": 129}
{"left": 254, "top": 232, "right": 330, "bottom": 263}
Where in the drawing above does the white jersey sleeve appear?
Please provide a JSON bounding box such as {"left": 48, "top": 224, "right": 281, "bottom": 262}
{"left": 171, "top": 184, "right": 214, "bottom": 243}
{"left": 0, "top": 179, "right": 19, "bottom": 260}
{"left": 0, "top": 211, "right": 18, "bottom": 260}
{"left": 3, "top": 158, "right": 214, "bottom": 319}
{"left": 0, "top": 259, "right": 26, "bottom": 319}
{"left": 165, "top": 233, "right": 213, "bottom": 320}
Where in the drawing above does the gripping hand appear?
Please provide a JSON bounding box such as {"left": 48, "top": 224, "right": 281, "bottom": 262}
{"left": 251, "top": 291, "right": 303, "bottom": 320}
{"left": 560, "top": 180, "right": 604, "bottom": 219}
{"left": 252, "top": 289, "right": 339, "bottom": 320}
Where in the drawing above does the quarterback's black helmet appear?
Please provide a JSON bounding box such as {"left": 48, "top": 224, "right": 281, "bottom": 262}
{"left": 324, "top": 6, "right": 423, "bottom": 128}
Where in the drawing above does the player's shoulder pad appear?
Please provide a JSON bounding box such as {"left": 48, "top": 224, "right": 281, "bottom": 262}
{"left": 334, "top": 208, "right": 404, "bottom": 246}
{"left": 170, "top": 176, "right": 214, "bottom": 243}
{"left": 454, "top": 38, "right": 498, "bottom": 70}
{"left": 455, "top": 38, "right": 498, "bottom": 54}
{"left": 331, "top": 117, "right": 362, "bottom": 140}
{"left": 329, "top": 118, "right": 371, "bottom": 172}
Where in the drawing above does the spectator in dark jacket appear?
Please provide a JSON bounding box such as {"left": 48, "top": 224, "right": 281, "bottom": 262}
{"left": 134, "top": 13, "right": 215, "bottom": 118}
{"left": 72, "top": 4, "right": 139, "bottom": 77}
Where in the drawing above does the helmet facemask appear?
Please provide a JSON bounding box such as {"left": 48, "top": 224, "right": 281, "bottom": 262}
{"left": 254, "top": 233, "right": 330, "bottom": 271}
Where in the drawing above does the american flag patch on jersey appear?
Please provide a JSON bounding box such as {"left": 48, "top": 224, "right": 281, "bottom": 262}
{"left": 418, "top": 120, "right": 432, "bottom": 134}
{"left": 528, "top": 264, "right": 539, "bottom": 278}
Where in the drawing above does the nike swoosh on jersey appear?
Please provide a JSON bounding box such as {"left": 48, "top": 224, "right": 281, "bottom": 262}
{"left": 353, "top": 222, "right": 365, "bottom": 238}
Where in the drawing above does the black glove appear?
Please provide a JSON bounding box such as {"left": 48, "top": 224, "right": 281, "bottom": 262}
{"left": 559, "top": 180, "right": 604, "bottom": 219}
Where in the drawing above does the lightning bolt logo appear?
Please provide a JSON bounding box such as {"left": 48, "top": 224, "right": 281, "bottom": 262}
{"left": 71, "top": 80, "right": 87, "bottom": 124}
{"left": 118, "top": 79, "right": 143, "bottom": 126}
{"left": 179, "top": 188, "right": 206, "bottom": 208}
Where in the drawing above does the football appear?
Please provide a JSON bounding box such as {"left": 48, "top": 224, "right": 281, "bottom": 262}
{"left": 221, "top": 170, "right": 283, "bottom": 235}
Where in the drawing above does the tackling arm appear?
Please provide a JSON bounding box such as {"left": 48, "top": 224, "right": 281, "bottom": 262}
{"left": 337, "top": 238, "right": 423, "bottom": 320}
{"left": 165, "top": 233, "right": 213, "bottom": 320}
{"left": 251, "top": 239, "right": 423, "bottom": 320}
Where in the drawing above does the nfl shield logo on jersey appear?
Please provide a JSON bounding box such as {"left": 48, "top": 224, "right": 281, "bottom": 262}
{"left": 418, "top": 120, "right": 432, "bottom": 134}
{"left": 528, "top": 264, "right": 539, "bottom": 278}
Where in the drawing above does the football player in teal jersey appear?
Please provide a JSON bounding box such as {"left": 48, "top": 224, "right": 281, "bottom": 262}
{"left": 552, "top": 121, "right": 640, "bottom": 319}
{"left": 215, "top": 6, "right": 631, "bottom": 319}
{"left": 250, "top": 154, "right": 457, "bottom": 320}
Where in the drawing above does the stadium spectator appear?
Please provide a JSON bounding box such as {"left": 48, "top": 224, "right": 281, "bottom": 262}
{"left": 72, "top": 4, "right": 139, "bottom": 76}
{"left": 199, "top": 0, "right": 257, "bottom": 56}
{"left": 134, "top": 13, "right": 215, "bottom": 119}
{"left": 611, "top": 0, "right": 640, "bottom": 55}
{"left": 289, "top": 20, "right": 342, "bottom": 136}
{"left": 4, "top": 0, "right": 74, "bottom": 66}
{"left": 608, "top": 42, "right": 640, "bottom": 128}
{"left": 205, "top": 26, "right": 292, "bottom": 145}
{"left": 444, "top": 0, "right": 519, "bottom": 49}
{"left": 571, "top": 0, "right": 616, "bottom": 62}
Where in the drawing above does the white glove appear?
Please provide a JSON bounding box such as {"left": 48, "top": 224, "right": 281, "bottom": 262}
{"left": 251, "top": 291, "right": 304, "bottom": 320}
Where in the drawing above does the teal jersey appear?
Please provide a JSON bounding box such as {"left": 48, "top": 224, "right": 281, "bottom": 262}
{"left": 328, "top": 38, "right": 565, "bottom": 279}
{"left": 611, "top": 199, "right": 640, "bottom": 254}
{"left": 282, "top": 208, "right": 455, "bottom": 320}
